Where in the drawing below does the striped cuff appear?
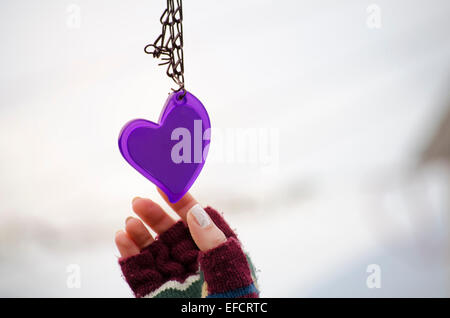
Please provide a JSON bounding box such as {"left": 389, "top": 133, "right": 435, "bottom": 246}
{"left": 206, "top": 283, "right": 259, "bottom": 298}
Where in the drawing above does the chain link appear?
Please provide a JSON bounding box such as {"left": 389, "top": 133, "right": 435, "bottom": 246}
{"left": 144, "top": 0, "right": 185, "bottom": 94}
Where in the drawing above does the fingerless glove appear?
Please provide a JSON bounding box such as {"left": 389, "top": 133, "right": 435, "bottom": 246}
{"left": 118, "top": 207, "right": 259, "bottom": 298}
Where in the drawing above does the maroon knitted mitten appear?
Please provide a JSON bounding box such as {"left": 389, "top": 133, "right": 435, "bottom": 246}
{"left": 118, "top": 207, "right": 259, "bottom": 298}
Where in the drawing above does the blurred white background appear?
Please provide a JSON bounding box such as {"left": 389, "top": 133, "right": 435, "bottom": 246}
{"left": 1, "top": 0, "right": 450, "bottom": 297}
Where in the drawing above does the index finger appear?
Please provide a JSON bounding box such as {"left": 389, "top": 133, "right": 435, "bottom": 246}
{"left": 157, "top": 188, "right": 198, "bottom": 222}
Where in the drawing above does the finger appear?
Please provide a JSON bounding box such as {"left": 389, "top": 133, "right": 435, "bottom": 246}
{"left": 157, "top": 188, "right": 198, "bottom": 222}
{"left": 186, "top": 204, "right": 227, "bottom": 252}
{"left": 115, "top": 230, "right": 140, "bottom": 258}
{"left": 132, "top": 197, "right": 176, "bottom": 234}
{"left": 125, "top": 216, "right": 154, "bottom": 250}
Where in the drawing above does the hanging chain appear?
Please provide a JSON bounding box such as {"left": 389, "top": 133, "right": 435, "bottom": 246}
{"left": 144, "top": 0, "right": 185, "bottom": 94}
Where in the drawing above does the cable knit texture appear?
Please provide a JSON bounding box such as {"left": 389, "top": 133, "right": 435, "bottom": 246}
{"left": 199, "top": 237, "right": 254, "bottom": 297}
{"left": 118, "top": 206, "right": 259, "bottom": 298}
{"left": 119, "top": 221, "right": 199, "bottom": 297}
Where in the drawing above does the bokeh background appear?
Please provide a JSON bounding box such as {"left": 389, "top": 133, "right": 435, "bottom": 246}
{"left": 1, "top": 0, "right": 450, "bottom": 297}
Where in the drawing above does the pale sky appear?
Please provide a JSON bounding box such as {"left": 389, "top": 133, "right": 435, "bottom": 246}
{"left": 1, "top": 0, "right": 449, "bottom": 297}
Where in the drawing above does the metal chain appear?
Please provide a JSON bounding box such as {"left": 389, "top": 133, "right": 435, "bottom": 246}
{"left": 144, "top": 0, "right": 185, "bottom": 94}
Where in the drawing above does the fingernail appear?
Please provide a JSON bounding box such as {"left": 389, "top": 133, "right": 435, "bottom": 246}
{"left": 125, "top": 216, "right": 134, "bottom": 225}
{"left": 189, "top": 204, "right": 211, "bottom": 228}
{"left": 132, "top": 197, "right": 141, "bottom": 204}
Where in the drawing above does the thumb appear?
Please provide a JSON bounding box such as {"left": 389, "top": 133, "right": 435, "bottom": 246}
{"left": 186, "top": 204, "right": 227, "bottom": 252}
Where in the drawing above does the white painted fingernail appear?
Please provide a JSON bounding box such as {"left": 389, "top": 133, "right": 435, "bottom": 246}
{"left": 189, "top": 204, "right": 211, "bottom": 228}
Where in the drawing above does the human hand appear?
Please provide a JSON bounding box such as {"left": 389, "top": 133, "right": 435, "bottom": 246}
{"left": 115, "top": 189, "right": 258, "bottom": 298}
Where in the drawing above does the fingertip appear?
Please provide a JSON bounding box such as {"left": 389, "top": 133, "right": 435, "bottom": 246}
{"left": 131, "top": 197, "right": 144, "bottom": 210}
{"left": 130, "top": 197, "right": 176, "bottom": 234}
{"left": 186, "top": 206, "right": 227, "bottom": 252}
{"left": 125, "top": 217, "right": 154, "bottom": 250}
{"left": 115, "top": 230, "right": 140, "bottom": 258}
{"left": 131, "top": 197, "right": 151, "bottom": 215}
{"left": 157, "top": 187, "right": 197, "bottom": 221}
{"left": 186, "top": 209, "right": 199, "bottom": 229}
{"left": 115, "top": 229, "right": 125, "bottom": 241}
{"left": 125, "top": 216, "right": 133, "bottom": 225}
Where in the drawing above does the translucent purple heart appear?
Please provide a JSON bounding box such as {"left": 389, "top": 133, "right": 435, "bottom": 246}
{"left": 118, "top": 90, "right": 211, "bottom": 203}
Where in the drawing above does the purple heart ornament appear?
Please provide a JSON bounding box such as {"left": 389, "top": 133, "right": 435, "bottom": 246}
{"left": 118, "top": 90, "right": 211, "bottom": 203}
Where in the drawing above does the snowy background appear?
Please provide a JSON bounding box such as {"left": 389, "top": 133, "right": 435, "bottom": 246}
{"left": 1, "top": 0, "right": 450, "bottom": 297}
